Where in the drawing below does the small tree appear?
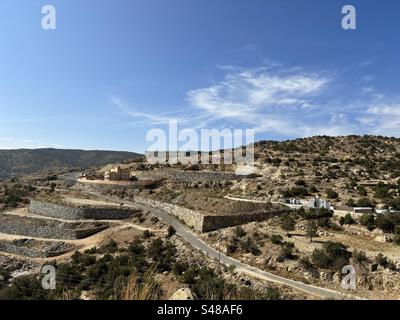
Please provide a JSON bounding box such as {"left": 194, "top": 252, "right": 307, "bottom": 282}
{"left": 345, "top": 199, "right": 355, "bottom": 207}
{"left": 294, "top": 179, "right": 306, "bottom": 187}
{"left": 326, "top": 189, "right": 339, "bottom": 199}
{"left": 339, "top": 213, "right": 355, "bottom": 226}
{"left": 233, "top": 226, "right": 246, "bottom": 238}
{"left": 360, "top": 213, "right": 375, "bottom": 231}
{"left": 306, "top": 221, "right": 318, "bottom": 243}
{"left": 167, "top": 226, "right": 176, "bottom": 238}
{"left": 50, "top": 183, "right": 57, "bottom": 193}
{"left": 281, "top": 215, "right": 295, "bottom": 237}
{"left": 270, "top": 234, "right": 283, "bottom": 245}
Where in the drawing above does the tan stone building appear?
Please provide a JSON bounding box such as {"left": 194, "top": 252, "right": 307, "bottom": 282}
{"left": 104, "top": 166, "right": 132, "bottom": 181}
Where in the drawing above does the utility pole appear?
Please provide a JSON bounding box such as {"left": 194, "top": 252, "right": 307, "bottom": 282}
{"left": 218, "top": 232, "right": 222, "bottom": 273}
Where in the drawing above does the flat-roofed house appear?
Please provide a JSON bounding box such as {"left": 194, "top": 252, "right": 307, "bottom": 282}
{"left": 104, "top": 166, "right": 132, "bottom": 181}
{"left": 308, "top": 196, "right": 331, "bottom": 210}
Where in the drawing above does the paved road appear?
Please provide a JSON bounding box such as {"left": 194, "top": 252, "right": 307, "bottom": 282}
{"left": 87, "top": 192, "right": 357, "bottom": 300}
{"left": 50, "top": 175, "right": 361, "bottom": 300}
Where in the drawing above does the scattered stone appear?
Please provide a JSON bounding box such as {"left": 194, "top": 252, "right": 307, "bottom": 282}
{"left": 170, "top": 288, "right": 194, "bottom": 300}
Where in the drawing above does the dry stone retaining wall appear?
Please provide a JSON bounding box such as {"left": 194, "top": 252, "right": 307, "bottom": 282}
{"left": 133, "top": 196, "right": 205, "bottom": 231}
{"left": 0, "top": 240, "right": 73, "bottom": 258}
{"left": 133, "top": 196, "right": 275, "bottom": 232}
{"left": 74, "top": 181, "right": 277, "bottom": 232}
{"left": 0, "top": 221, "right": 108, "bottom": 240}
{"left": 133, "top": 170, "right": 242, "bottom": 182}
{"left": 29, "top": 200, "right": 133, "bottom": 220}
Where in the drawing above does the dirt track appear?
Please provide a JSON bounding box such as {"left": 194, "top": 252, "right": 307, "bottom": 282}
{"left": 0, "top": 206, "right": 164, "bottom": 263}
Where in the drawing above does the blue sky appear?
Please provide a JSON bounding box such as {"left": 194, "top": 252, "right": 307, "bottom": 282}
{"left": 0, "top": 0, "right": 399, "bottom": 152}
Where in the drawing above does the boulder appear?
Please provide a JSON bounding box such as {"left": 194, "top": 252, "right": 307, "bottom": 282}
{"left": 170, "top": 288, "right": 194, "bottom": 300}
{"left": 374, "top": 235, "right": 388, "bottom": 243}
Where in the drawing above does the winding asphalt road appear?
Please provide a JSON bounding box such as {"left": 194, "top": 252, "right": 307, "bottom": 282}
{"left": 88, "top": 192, "right": 357, "bottom": 300}
{"left": 38, "top": 175, "right": 361, "bottom": 300}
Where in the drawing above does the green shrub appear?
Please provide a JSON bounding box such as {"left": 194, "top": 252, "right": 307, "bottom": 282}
{"left": 151, "top": 217, "right": 159, "bottom": 224}
{"left": 0, "top": 275, "right": 49, "bottom": 300}
{"left": 100, "top": 239, "right": 118, "bottom": 254}
{"left": 374, "top": 253, "right": 395, "bottom": 269}
{"left": 147, "top": 239, "right": 177, "bottom": 272}
{"left": 345, "top": 199, "right": 355, "bottom": 207}
{"left": 360, "top": 213, "right": 375, "bottom": 231}
{"left": 373, "top": 183, "right": 392, "bottom": 199}
{"left": 172, "top": 261, "right": 189, "bottom": 276}
{"left": 356, "top": 197, "right": 374, "bottom": 208}
{"left": 191, "top": 267, "right": 225, "bottom": 300}
{"left": 339, "top": 213, "right": 355, "bottom": 225}
{"left": 182, "top": 267, "right": 198, "bottom": 285}
{"left": 270, "top": 235, "right": 283, "bottom": 245}
{"left": 302, "top": 208, "right": 333, "bottom": 220}
{"left": 281, "top": 187, "right": 309, "bottom": 198}
{"left": 375, "top": 214, "right": 395, "bottom": 233}
{"left": 143, "top": 230, "right": 153, "bottom": 239}
{"left": 357, "top": 186, "right": 368, "bottom": 197}
{"left": 306, "top": 220, "right": 318, "bottom": 242}
{"left": 233, "top": 226, "right": 246, "bottom": 238}
{"left": 239, "top": 238, "right": 261, "bottom": 256}
{"left": 167, "top": 226, "right": 176, "bottom": 237}
{"left": 294, "top": 180, "right": 307, "bottom": 187}
{"left": 280, "top": 215, "right": 295, "bottom": 235}
{"left": 278, "top": 242, "right": 295, "bottom": 261}
{"left": 311, "top": 242, "right": 351, "bottom": 271}
{"left": 326, "top": 189, "right": 339, "bottom": 199}
{"left": 352, "top": 250, "right": 369, "bottom": 264}
{"left": 226, "top": 242, "right": 238, "bottom": 254}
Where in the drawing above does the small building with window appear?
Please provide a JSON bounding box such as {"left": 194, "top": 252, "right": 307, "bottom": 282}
{"left": 308, "top": 196, "right": 331, "bottom": 210}
{"left": 104, "top": 166, "right": 133, "bottom": 181}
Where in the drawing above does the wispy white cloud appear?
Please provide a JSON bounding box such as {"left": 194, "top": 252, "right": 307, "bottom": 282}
{"left": 367, "top": 104, "right": 400, "bottom": 116}
{"left": 185, "top": 63, "right": 400, "bottom": 138}
{"left": 110, "top": 97, "right": 186, "bottom": 125}
{"left": 363, "top": 103, "right": 400, "bottom": 136}
{"left": 187, "top": 65, "right": 330, "bottom": 136}
{"left": 112, "top": 62, "right": 400, "bottom": 139}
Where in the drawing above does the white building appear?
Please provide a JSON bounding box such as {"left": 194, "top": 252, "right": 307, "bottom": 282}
{"left": 353, "top": 207, "right": 374, "bottom": 214}
{"left": 308, "top": 196, "right": 331, "bottom": 210}
{"left": 375, "top": 207, "right": 400, "bottom": 214}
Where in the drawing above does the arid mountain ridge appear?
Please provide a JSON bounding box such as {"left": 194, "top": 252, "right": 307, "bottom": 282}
{"left": 0, "top": 148, "right": 143, "bottom": 181}
{"left": 2, "top": 135, "right": 400, "bottom": 182}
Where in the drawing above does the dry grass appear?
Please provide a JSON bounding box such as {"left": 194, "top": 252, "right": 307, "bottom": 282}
{"left": 121, "top": 270, "right": 162, "bottom": 300}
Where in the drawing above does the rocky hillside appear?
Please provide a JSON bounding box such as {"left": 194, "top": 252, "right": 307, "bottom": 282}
{"left": 235, "top": 135, "right": 400, "bottom": 209}
{"left": 0, "top": 148, "right": 142, "bottom": 181}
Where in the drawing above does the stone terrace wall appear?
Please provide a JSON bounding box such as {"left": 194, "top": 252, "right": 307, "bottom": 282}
{"left": 133, "top": 169, "right": 242, "bottom": 182}
{"left": 202, "top": 211, "right": 277, "bottom": 232}
{"left": 133, "top": 196, "right": 205, "bottom": 231}
{"left": 29, "top": 200, "right": 133, "bottom": 220}
{"left": 74, "top": 181, "right": 278, "bottom": 232}
{"left": 0, "top": 240, "right": 73, "bottom": 258}
{"left": 133, "top": 196, "right": 278, "bottom": 232}
{"left": 0, "top": 220, "right": 108, "bottom": 240}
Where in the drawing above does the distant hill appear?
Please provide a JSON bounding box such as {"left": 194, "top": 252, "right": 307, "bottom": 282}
{"left": 0, "top": 148, "right": 143, "bottom": 181}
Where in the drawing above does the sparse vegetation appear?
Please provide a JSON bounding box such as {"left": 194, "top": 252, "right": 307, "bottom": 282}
{"left": 311, "top": 242, "right": 351, "bottom": 271}
{"left": 360, "top": 213, "right": 375, "bottom": 231}
{"left": 306, "top": 221, "right": 318, "bottom": 243}
{"left": 280, "top": 214, "right": 295, "bottom": 236}
{"left": 339, "top": 213, "right": 355, "bottom": 226}
{"left": 326, "top": 189, "right": 339, "bottom": 199}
